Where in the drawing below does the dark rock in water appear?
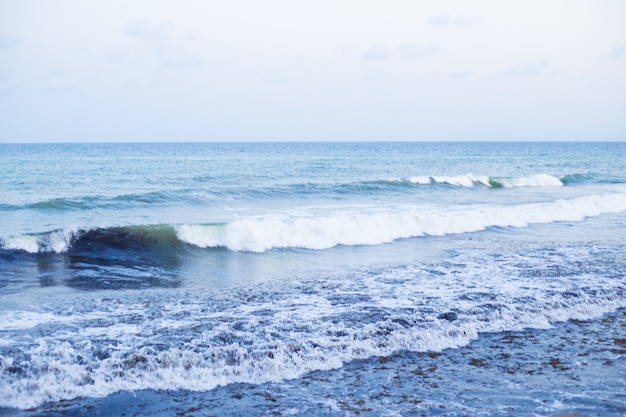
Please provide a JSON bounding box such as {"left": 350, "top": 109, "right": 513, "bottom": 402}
{"left": 614, "top": 338, "right": 626, "bottom": 347}
{"left": 6, "top": 366, "right": 23, "bottom": 375}
{"left": 469, "top": 358, "right": 489, "bottom": 368}
{"left": 438, "top": 312, "right": 458, "bottom": 321}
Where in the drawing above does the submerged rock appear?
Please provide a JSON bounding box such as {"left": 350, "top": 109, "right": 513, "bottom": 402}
{"left": 437, "top": 312, "right": 458, "bottom": 321}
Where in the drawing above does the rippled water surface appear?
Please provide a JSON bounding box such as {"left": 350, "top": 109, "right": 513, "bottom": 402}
{"left": 1, "top": 142, "right": 625, "bottom": 415}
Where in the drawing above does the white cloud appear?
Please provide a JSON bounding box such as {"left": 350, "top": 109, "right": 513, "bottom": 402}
{"left": 0, "top": 33, "right": 22, "bottom": 50}
{"left": 611, "top": 44, "right": 626, "bottom": 57}
{"left": 107, "top": 47, "right": 143, "bottom": 64}
{"left": 397, "top": 44, "right": 439, "bottom": 59}
{"left": 125, "top": 20, "right": 173, "bottom": 40}
{"left": 427, "top": 14, "right": 480, "bottom": 27}
{"left": 159, "top": 50, "right": 203, "bottom": 70}
{"left": 262, "top": 74, "right": 289, "bottom": 85}
{"left": 365, "top": 72, "right": 392, "bottom": 82}
{"left": 361, "top": 46, "right": 389, "bottom": 61}
{"left": 360, "top": 44, "right": 439, "bottom": 62}
{"left": 448, "top": 70, "right": 472, "bottom": 79}
{"left": 501, "top": 61, "right": 548, "bottom": 77}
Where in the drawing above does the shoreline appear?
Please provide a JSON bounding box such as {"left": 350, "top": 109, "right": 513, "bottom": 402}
{"left": 3, "top": 308, "right": 624, "bottom": 417}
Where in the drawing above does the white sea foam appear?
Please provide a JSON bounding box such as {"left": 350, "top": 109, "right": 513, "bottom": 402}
{"left": 0, "top": 229, "right": 75, "bottom": 253}
{"left": 0, "top": 234, "right": 40, "bottom": 253}
{"left": 497, "top": 173, "right": 563, "bottom": 188}
{"left": 407, "top": 176, "right": 432, "bottom": 185}
{"left": 0, "top": 311, "right": 62, "bottom": 331}
{"left": 177, "top": 193, "right": 626, "bottom": 252}
{"left": 431, "top": 174, "right": 491, "bottom": 187}
{"left": 1, "top": 243, "right": 624, "bottom": 409}
{"left": 407, "top": 174, "right": 490, "bottom": 187}
{"left": 175, "top": 223, "right": 225, "bottom": 248}
{"left": 406, "top": 173, "right": 562, "bottom": 188}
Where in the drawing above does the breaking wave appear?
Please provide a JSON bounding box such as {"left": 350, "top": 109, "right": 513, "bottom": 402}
{"left": 407, "top": 173, "right": 566, "bottom": 188}
{"left": 2, "top": 193, "right": 626, "bottom": 255}
{"left": 0, "top": 225, "right": 181, "bottom": 255}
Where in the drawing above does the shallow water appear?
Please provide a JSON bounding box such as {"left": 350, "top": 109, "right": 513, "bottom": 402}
{"left": 3, "top": 309, "right": 624, "bottom": 417}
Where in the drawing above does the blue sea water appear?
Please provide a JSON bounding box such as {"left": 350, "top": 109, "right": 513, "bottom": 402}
{"left": 1, "top": 142, "right": 625, "bottom": 416}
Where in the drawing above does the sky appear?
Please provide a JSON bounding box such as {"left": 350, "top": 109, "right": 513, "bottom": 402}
{"left": 0, "top": 0, "right": 625, "bottom": 142}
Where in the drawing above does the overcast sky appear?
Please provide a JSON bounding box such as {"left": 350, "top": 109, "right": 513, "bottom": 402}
{"left": 1, "top": 0, "right": 625, "bottom": 142}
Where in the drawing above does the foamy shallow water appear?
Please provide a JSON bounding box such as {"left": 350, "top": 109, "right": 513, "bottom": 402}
{"left": 1, "top": 229, "right": 625, "bottom": 411}
{"left": 2, "top": 309, "right": 624, "bottom": 416}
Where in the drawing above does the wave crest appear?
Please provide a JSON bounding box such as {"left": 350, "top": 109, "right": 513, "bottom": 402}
{"left": 0, "top": 225, "right": 180, "bottom": 255}
{"left": 3, "top": 193, "right": 626, "bottom": 255}
{"left": 407, "top": 173, "right": 564, "bottom": 188}
{"left": 176, "top": 193, "right": 626, "bottom": 252}
{"left": 0, "top": 229, "right": 76, "bottom": 253}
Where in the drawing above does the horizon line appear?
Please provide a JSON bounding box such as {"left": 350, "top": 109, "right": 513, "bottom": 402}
{"left": 1, "top": 138, "right": 625, "bottom": 145}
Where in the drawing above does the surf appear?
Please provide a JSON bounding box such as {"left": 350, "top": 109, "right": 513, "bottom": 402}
{"left": 3, "top": 193, "right": 626, "bottom": 256}
{"left": 1, "top": 242, "right": 625, "bottom": 410}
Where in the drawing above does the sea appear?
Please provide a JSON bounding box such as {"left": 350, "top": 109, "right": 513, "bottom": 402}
{"left": 0, "top": 141, "right": 625, "bottom": 416}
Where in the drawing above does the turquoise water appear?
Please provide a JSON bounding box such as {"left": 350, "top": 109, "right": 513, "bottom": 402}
{"left": 1, "top": 142, "right": 625, "bottom": 415}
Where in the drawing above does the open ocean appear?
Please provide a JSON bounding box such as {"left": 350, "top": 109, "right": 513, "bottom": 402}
{"left": 1, "top": 142, "right": 625, "bottom": 416}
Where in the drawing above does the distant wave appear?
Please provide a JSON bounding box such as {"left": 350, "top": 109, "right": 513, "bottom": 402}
{"left": 560, "top": 172, "right": 598, "bottom": 185}
{"left": 406, "top": 173, "right": 567, "bottom": 188}
{"left": 0, "top": 191, "right": 194, "bottom": 212}
{"left": 0, "top": 172, "right": 609, "bottom": 213}
{"left": 265, "top": 172, "right": 604, "bottom": 192}
{"left": 3, "top": 193, "right": 626, "bottom": 255}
